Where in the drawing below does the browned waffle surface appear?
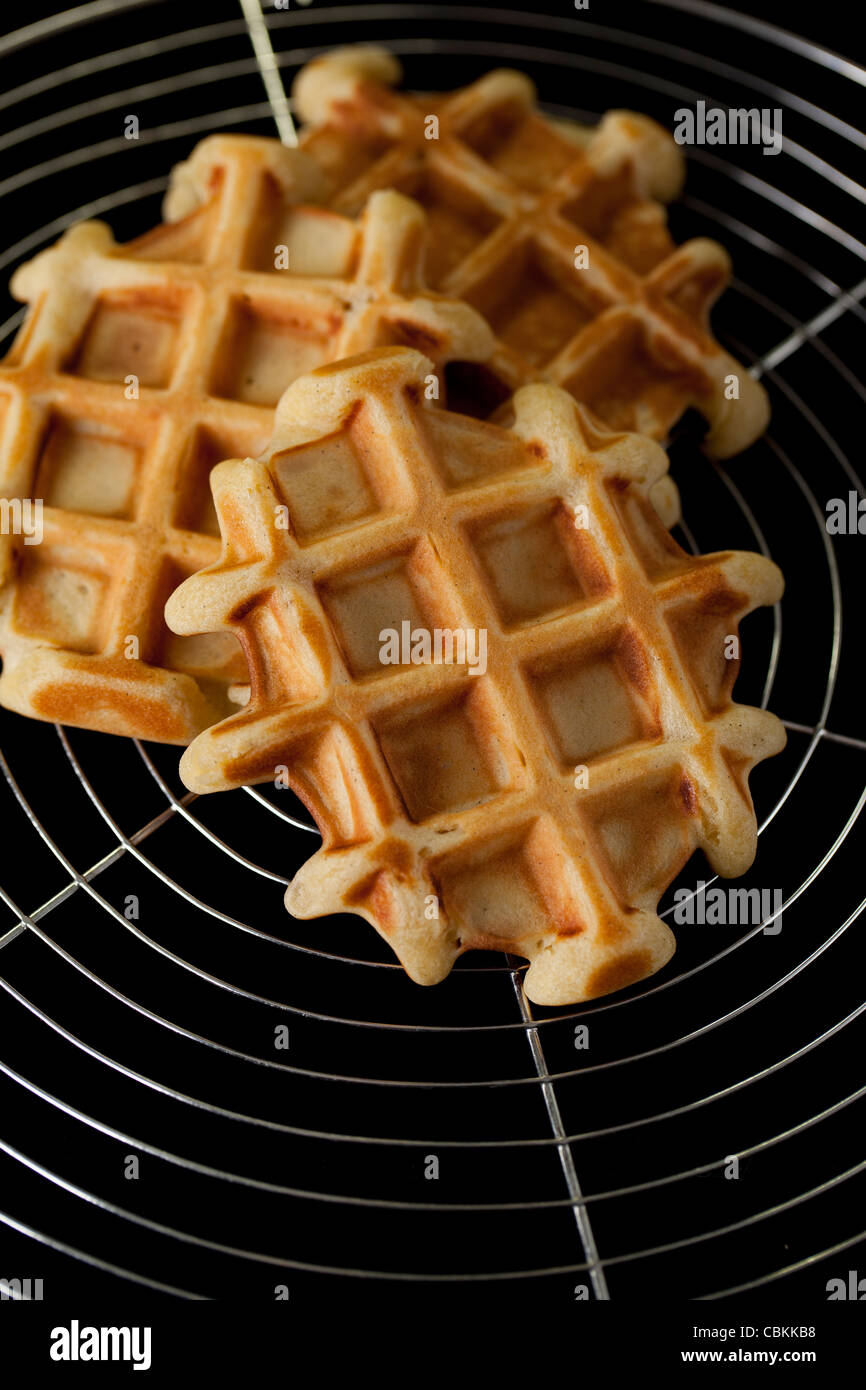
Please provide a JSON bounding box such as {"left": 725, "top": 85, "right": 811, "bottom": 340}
{"left": 166, "top": 346, "right": 785, "bottom": 1005}
{"left": 0, "top": 134, "right": 494, "bottom": 742}
{"left": 294, "top": 47, "right": 769, "bottom": 464}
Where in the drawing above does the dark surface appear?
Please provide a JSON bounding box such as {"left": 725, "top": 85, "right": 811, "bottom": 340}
{"left": 0, "top": 0, "right": 863, "bottom": 1305}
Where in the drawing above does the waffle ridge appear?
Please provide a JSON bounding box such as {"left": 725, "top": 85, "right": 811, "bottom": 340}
{"left": 294, "top": 47, "right": 769, "bottom": 468}
{"left": 166, "top": 346, "right": 786, "bottom": 1005}
{"left": 0, "top": 133, "right": 494, "bottom": 742}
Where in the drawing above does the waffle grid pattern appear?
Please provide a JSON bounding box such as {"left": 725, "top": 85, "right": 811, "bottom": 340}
{"left": 0, "top": 0, "right": 861, "bottom": 1305}
{"left": 167, "top": 346, "right": 785, "bottom": 1005}
{"left": 295, "top": 47, "right": 770, "bottom": 461}
{"left": 0, "top": 133, "right": 493, "bottom": 742}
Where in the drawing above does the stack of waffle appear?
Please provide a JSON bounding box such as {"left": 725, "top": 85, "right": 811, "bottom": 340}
{"left": 0, "top": 47, "right": 784, "bottom": 1004}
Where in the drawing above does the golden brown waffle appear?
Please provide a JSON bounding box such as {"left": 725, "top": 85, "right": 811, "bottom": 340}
{"left": 294, "top": 47, "right": 769, "bottom": 465}
{"left": 166, "top": 347, "right": 785, "bottom": 1005}
{"left": 0, "top": 134, "right": 494, "bottom": 742}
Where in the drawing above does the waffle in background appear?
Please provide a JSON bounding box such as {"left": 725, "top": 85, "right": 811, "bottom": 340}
{"left": 294, "top": 46, "right": 769, "bottom": 466}
{"left": 166, "top": 346, "right": 785, "bottom": 1006}
{"left": 0, "top": 134, "right": 494, "bottom": 743}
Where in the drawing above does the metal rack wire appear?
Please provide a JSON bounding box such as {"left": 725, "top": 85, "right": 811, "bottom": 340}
{"left": 0, "top": 0, "right": 863, "bottom": 1300}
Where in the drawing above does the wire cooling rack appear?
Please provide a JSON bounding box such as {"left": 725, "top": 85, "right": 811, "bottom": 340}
{"left": 0, "top": 0, "right": 864, "bottom": 1302}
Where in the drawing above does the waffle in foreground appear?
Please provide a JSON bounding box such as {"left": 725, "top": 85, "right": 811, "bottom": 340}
{"left": 166, "top": 347, "right": 785, "bottom": 1005}
{"left": 0, "top": 134, "right": 493, "bottom": 742}
{"left": 294, "top": 46, "right": 770, "bottom": 466}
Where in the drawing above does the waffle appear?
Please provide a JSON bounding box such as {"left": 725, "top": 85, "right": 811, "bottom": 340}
{"left": 294, "top": 47, "right": 769, "bottom": 475}
{"left": 0, "top": 134, "right": 494, "bottom": 742}
{"left": 166, "top": 347, "right": 785, "bottom": 1005}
